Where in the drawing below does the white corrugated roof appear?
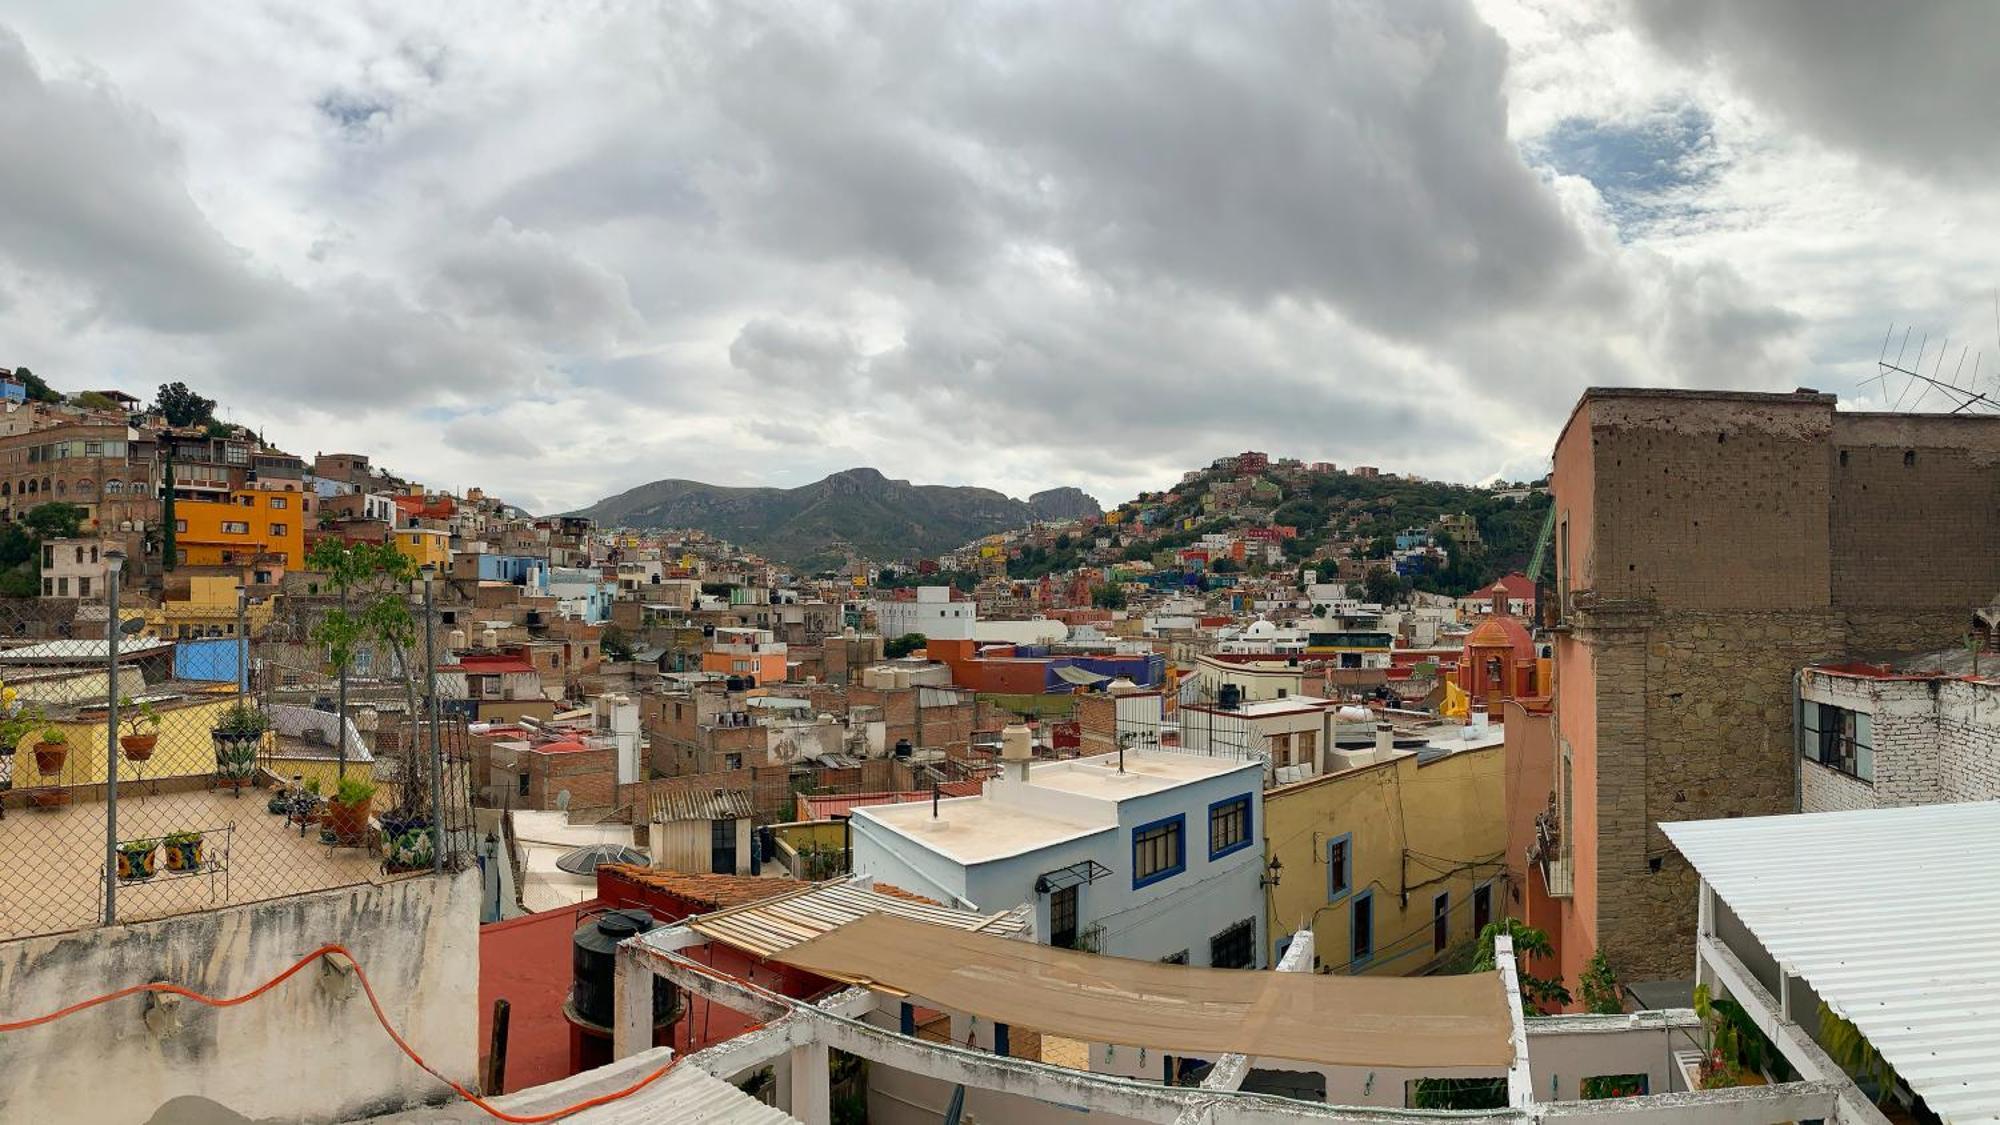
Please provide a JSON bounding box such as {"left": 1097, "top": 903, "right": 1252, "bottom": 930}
{"left": 1665, "top": 802, "right": 2000, "bottom": 1124}
{"left": 685, "top": 878, "right": 1030, "bottom": 959}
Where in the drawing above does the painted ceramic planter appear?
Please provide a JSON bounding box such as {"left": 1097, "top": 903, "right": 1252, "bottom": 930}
{"left": 163, "top": 835, "right": 205, "bottom": 873}
{"left": 117, "top": 841, "right": 159, "bottom": 882}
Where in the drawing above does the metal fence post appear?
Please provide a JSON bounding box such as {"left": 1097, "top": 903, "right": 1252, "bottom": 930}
{"left": 237, "top": 584, "right": 248, "bottom": 697}
{"left": 337, "top": 582, "right": 348, "bottom": 780}
{"left": 423, "top": 565, "right": 442, "bottom": 871}
{"left": 103, "top": 550, "right": 125, "bottom": 926}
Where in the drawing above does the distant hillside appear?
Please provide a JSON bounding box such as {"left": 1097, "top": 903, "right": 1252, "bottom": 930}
{"left": 571, "top": 468, "right": 1101, "bottom": 567}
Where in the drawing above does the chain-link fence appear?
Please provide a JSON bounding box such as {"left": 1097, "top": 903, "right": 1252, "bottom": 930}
{"left": 0, "top": 573, "right": 474, "bottom": 942}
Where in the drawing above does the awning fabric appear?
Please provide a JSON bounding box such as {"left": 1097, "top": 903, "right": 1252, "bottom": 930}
{"left": 772, "top": 913, "right": 1512, "bottom": 1069}
{"left": 1053, "top": 665, "right": 1112, "bottom": 686}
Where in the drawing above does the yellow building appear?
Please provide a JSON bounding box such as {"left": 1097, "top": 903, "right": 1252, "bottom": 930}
{"left": 1263, "top": 740, "right": 1505, "bottom": 976}
{"left": 11, "top": 692, "right": 372, "bottom": 795}
{"left": 145, "top": 576, "right": 273, "bottom": 640}
{"left": 391, "top": 527, "right": 451, "bottom": 570}
{"left": 175, "top": 489, "right": 304, "bottom": 571}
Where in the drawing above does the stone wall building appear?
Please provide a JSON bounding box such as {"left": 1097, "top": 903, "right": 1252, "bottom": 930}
{"left": 1538, "top": 387, "right": 2000, "bottom": 987}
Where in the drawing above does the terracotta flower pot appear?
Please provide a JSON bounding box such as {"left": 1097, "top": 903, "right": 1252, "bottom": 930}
{"left": 120, "top": 733, "right": 157, "bottom": 761}
{"left": 29, "top": 789, "right": 72, "bottom": 810}
{"left": 326, "top": 795, "right": 374, "bottom": 847}
{"left": 32, "top": 741, "right": 67, "bottom": 775}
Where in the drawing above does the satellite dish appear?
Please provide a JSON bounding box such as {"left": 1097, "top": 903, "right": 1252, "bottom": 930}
{"left": 119, "top": 617, "right": 147, "bottom": 635}
{"left": 555, "top": 789, "right": 572, "bottom": 812}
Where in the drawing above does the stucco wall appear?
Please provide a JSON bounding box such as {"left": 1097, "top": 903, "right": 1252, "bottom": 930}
{"left": 1265, "top": 743, "right": 1506, "bottom": 978}
{"left": 0, "top": 869, "right": 479, "bottom": 1124}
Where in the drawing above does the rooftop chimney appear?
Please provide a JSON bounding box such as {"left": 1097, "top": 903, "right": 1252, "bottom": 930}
{"left": 1374, "top": 722, "right": 1395, "bottom": 763}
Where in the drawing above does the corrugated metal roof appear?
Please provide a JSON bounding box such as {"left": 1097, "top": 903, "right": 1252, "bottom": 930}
{"left": 651, "top": 787, "right": 755, "bottom": 822}
{"left": 1665, "top": 803, "right": 2000, "bottom": 1124}
{"left": 687, "top": 878, "right": 1030, "bottom": 960}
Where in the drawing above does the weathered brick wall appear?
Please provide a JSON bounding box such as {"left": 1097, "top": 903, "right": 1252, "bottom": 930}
{"left": 1800, "top": 761, "right": 1873, "bottom": 812}
{"left": 1586, "top": 393, "right": 1833, "bottom": 611}
{"left": 1800, "top": 673, "right": 2000, "bottom": 812}
{"left": 526, "top": 747, "right": 616, "bottom": 813}
{"left": 1830, "top": 414, "right": 2000, "bottom": 616}
{"left": 1077, "top": 694, "right": 1118, "bottom": 754}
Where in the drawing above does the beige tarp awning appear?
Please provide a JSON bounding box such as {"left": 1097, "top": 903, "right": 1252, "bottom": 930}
{"left": 772, "top": 913, "right": 1512, "bottom": 1069}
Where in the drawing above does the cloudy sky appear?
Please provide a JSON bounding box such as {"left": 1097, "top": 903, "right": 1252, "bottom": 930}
{"left": 0, "top": 2, "right": 1993, "bottom": 514}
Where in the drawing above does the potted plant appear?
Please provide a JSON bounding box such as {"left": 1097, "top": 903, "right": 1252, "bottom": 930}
{"left": 117, "top": 838, "right": 160, "bottom": 882}
{"left": 211, "top": 703, "right": 269, "bottom": 790}
{"left": 162, "top": 830, "right": 205, "bottom": 873}
{"left": 325, "top": 775, "right": 377, "bottom": 847}
{"left": 379, "top": 808, "right": 435, "bottom": 872}
{"left": 32, "top": 727, "right": 67, "bottom": 776}
{"left": 120, "top": 701, "right": 161, "bottom": 762}
{"left": 1694, "top": 983, "right": 1771, "bottom": 1089}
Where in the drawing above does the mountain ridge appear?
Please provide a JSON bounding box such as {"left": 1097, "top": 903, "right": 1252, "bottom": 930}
{"left": 569, "top": 467, "right": 1101, "bottom": 567}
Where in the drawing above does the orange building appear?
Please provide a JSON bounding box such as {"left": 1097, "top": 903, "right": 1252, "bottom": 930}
{"left": 700, "top": 627, "right": 787, "bottom": 686}
{"left": 1456, "top": 614, "right": 1539, "bottom": 709}
{"left": 174, "top": 488, "right": 304, "bottom": 571}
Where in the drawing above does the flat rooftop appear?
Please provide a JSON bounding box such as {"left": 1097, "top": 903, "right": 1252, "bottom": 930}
{"left": 857, "top": 797, "right": 1111, "bottom": 865}
{"left": 0, "top": 785, "right": 388, "bottom": 940}
{"left": 1023, "top": 749, "right": 1260, "bottom": 801}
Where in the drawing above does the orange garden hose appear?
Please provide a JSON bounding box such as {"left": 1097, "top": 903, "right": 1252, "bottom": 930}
{"left": 0, "top": 943, "right": 682, "bottom": 1123}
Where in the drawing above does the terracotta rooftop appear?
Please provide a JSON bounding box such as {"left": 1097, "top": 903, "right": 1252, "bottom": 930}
{"left": 595, "top": 865, "right": 795, "bottom": 911}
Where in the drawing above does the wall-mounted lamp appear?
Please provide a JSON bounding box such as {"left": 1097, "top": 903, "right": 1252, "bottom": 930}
{"left": 1260, "top": 854, "right": 1284, "bottom": 888}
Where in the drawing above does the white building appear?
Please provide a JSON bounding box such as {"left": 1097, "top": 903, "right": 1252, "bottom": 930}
{"left": 1797, "top": 652, "right": 2000, "bottom": 812}
{"left": 850, "top": 742, "right": 1267, "bottom": 968}
{"left": 871, "top": 585, "right": 976, "bottom": 641}
{"left": 39, "top": 537, "right": 116, "bottom": 599}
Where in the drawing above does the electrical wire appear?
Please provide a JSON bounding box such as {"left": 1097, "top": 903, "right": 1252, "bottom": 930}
{"left": 0, "top": 943, "right": 681, "bottom": 1124}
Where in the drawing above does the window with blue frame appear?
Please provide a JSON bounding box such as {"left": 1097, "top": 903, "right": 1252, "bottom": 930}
{"left": 1326, "top": 833, "right": 1352, "bottom": 901}
{"left": 1208, "top": 794, "right": 1253, "bottom": 860}
{"left": 1132, "top": 814, "right": 1186, "bottom": 889}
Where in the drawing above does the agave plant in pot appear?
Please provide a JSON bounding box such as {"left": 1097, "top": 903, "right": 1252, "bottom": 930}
{"left": 325, "top": 775, "right": 377, "bottom": 848}
{"left": 211, "top": 703, "right": 268, "bottom": 792}
{"left": 120, "top": 701, "right": 162, "bottom": 762}
{"left": 379, "top": 807, "right": 435, "bottom": 872}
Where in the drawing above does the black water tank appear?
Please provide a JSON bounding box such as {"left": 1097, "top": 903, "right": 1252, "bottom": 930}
{"left": 725, "top": 675, "right": 747, "bottom": 692}
{"left": 1218, "top": 683, "right": 1243, "bottom": 711}
{"left": 893, "top": 738, "right": 913, "bottom": 758}
{"left": 569, "top": 909, "right": 679, "bottom": 1031}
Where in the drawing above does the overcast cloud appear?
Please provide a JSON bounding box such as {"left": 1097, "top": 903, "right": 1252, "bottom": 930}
{"left": 0, "top": 1, "right": 1994, "bottom": 514}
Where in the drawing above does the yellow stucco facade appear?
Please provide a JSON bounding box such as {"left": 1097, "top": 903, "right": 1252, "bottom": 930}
{"left": 11, "top": 693, "right": 375, "bottom": 794}
{"left": 1263, "top": 742, "right": 1506, "bottom": 976}
{"left": 391, "top": 528, "right": 451, "bottom": 570}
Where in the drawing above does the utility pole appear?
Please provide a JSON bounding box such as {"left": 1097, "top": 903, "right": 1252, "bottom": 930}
{"left": 423, "top": 564, "right": 442, "bottom": 871}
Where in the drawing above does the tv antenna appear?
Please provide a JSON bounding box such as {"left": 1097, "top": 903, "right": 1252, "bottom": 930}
{"left": 1868, "top": 298, "right": 2000, "bottom": 415}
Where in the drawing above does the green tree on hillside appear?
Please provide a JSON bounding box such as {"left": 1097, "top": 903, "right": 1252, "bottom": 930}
{"left": 154, "top": 381, "right": 217, "bottom": 428}
{"left": 7, "top": 367, "right": 61, "bottom": 403}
